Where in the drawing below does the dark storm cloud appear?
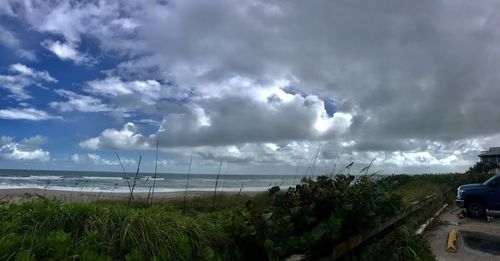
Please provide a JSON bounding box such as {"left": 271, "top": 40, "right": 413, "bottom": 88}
{"left": 124, "top": 0, "right": 500, "bottom": 152}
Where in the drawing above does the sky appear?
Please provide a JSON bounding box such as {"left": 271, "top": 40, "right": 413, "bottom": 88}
{"left": 0, "top": 0, "right": 499, "bottom": 175}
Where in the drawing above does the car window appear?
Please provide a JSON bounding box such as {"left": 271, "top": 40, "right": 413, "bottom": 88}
{"left": 483, "top": 174, "right": 500, "bottom": 186}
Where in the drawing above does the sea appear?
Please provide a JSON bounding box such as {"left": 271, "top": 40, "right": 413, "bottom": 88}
{"left": 0, "top": 169, "right": 302, "bottom": 193}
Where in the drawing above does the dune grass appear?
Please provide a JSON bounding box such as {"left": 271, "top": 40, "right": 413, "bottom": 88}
{"left": 399, "top": 178, "right": 449, "bottom": 205}
{"left": 0, "top": 199, "right": 239, "bottom": 260}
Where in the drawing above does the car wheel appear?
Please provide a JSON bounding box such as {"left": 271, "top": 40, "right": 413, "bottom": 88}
{"left": 466, "top": 199, "right": 485, "bottom": 218}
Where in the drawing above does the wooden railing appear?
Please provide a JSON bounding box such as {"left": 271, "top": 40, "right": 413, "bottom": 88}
{"left": 331, "top": 192, "right": 445, "bottom": 260}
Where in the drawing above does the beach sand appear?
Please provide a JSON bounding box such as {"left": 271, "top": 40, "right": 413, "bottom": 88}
{"left": 0, "top": 188, "right": 259, "bottom": 204}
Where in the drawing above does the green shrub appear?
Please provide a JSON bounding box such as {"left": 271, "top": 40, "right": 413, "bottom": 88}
{"left": 231, "top": 174, "right": 403, "bottom": 259}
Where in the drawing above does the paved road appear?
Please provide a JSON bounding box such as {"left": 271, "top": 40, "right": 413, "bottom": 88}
{"left": 425, "top": 207, "right": 500, "bottom": 261}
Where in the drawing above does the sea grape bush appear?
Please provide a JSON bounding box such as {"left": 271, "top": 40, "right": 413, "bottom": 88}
{"left": 231, "top": 174, "right": 404, "bottom": 259}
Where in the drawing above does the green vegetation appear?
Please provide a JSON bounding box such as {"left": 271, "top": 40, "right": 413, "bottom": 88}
{"left": 466, "top": 161, "right": 499, "bottom": 174}
{"left": 231, "top": 175, "right": 403, "bottom": 259}
{"left": 345, "top": 186, "right": 449, "bottom": 261}
{"left": 0, "top": 199, "right": 237, "bottom": 260}
{"left": 0, "top": 172, "right": 494, "bottom": 260}
{"left": 390, "top": 172, "right": 495, "bottom": 204}
{"left": 348, "top": 224, "right": 436, "bottom": 261}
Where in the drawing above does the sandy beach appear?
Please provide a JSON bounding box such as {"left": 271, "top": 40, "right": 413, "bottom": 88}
{"left": 0, "top": 188, "right": 259, "bottom": 204}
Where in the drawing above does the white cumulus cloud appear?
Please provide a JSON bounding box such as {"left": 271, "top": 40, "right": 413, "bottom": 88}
{"left": 79, "top": 122, "right": 147, "bottom": 150}
{"left": 0, "top": 135, "right": 50, "bottom": 162}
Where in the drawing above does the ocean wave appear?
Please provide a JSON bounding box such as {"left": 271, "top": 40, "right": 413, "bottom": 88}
{"left": 140, "top": 176, "right": 165, "bottom": 181}
{"left": 0, "top": 175, "right": 64, "bottom": 180}
{"left": 82, "top": 176, "right": 123, "bottom": 180}
{"left": 198, "top": 178, "right": 217, "bottom": 183}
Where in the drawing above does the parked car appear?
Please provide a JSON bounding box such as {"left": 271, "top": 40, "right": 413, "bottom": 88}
{"left": 456, "top": 174, "right": 500, "bottom": 218}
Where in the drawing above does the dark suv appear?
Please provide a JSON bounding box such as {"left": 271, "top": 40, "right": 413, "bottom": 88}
{"left": 456, "top": 174, "right": 500, "bottom": 218}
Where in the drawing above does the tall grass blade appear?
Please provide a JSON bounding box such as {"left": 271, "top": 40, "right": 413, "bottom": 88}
{"left": 331, "top": 149, "right": 344, "bottom": 177}
{"left": 183, "top": 154, "right": 193, "bottom": 213}
{"left": 128, "top": 155, "right": 142, "bottom": 208}
{"left": 237, "top": 183, "right": 244, "bottom": 197}
{"left": 115, "top": 151, "right": 132, "bottom": 193}
{"left": 310, "top": 146, "right": 321, "bottom": 177}
{"left": 212, "top": 160, "right": 223, "bottom": 208}
{"left": 304, "top": 152, "right": 316, "bottom": 177}
{"left": 338, "top": 162, "right": 354, "bottom": 174}
{"left": 234, "top": 182, "right": 244, "bottom": 204}
{"left": 149, "top": 138, "right": 160, "bottom": 206}
{"left": 221, "top": 162, "right": 230, "bottom": 193}
{"left": 360, "top": 157, "right": 376, "bottom": 175}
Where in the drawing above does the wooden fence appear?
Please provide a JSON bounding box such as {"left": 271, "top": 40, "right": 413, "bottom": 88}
{"left": 331, "top": 192, "right": 445, "bottom": 260}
